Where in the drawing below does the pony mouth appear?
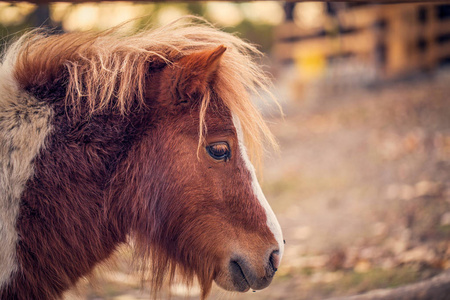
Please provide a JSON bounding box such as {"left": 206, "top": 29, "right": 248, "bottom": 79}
{"left": 229, "top": 260, "right": 251, "bottom": 292}
{"left": 224, "top": 257, "right": 276, "bottom": 292}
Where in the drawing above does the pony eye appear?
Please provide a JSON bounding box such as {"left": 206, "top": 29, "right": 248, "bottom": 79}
{"left": 206, "top": 142, "right": 231, "bottom": 161}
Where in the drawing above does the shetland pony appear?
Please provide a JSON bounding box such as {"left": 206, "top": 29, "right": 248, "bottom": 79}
{"left": 0, "top": 18, "right": 284, "bottom": 299}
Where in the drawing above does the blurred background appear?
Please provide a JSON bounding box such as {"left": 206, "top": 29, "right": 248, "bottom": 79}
{"left": 2, "top": 1, "right": 450, "bottom": 299}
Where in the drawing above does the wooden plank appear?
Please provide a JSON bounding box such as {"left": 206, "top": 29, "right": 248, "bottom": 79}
{"left": 424, "top": 4, "right": 438, "bottom": 69}
{"left": 435, "top": 19, "right": 450, "bottom": 36}
{"left": 417, "top": 18, "right": 450, "bottom": 37}
{"left": 337, "top": 5, "right": 385, "bottom": 29}
{"left": 436, "top": 42, "right": 450, "bottom": 60}
{"left": 275, "top": 5, "right": 387, "bottom": 44}
{"left": 273, "top": 29, "right": 377, "bottom": 62}
{"left": 274, "top": 22, "right": 325, "bottom": 42}
{"left": 340, "top": 29, "right": 377, "bottom": 55}
{"left": 382, "top": 5, "right": 419, "bottom": 75}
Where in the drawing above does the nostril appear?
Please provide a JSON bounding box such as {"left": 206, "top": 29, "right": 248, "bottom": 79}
{"left": 269, "top": 250, "right": 280, "bottom": 273}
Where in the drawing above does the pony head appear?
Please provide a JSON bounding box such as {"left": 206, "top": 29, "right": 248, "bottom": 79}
{"left": 114, "top": 44, "right": 284, "bottom": 296}
{"left": 1, "top": 18, "right": 284, "bottom": 299}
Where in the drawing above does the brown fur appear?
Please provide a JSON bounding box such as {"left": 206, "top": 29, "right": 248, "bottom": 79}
{"left": 1, "top": 18, "right": 280, "bottom": 299}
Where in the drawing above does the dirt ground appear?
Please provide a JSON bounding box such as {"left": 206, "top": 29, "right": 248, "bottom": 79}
{"left": 76, "top": 68, "right": 450, "bottom": 300}
{"left": 251, "top": 67, "right": 450, "bottom": 300}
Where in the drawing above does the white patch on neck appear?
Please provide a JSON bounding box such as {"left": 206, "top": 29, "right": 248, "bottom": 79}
{"left": 0, "top": 47, "right": 53, "bottom": 288}
{"left": 232, "top": 114, "right": 284, "bottom": 260}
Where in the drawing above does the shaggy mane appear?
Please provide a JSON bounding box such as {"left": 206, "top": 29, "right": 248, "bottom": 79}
{"left": 10, "top": 17, "right": 277, "bottom": 165}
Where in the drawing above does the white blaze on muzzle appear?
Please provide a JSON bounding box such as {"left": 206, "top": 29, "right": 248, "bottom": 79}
{"left": 232, "top": 114, "right": 284, "bottom": 260}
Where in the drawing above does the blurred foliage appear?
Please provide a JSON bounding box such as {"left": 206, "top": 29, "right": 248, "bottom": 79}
{"left": 0, "top": 1, "right": 283, "bottom": 53}
{"left": 222, "top": 20, "right": 274, "bottom": 53}
{"left": 0, "top": 2, "right": 36, "bottom": 51}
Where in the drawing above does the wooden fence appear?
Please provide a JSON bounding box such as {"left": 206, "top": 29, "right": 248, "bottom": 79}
{"left": 273, "top": 3, "right": 450, "bottom": 78}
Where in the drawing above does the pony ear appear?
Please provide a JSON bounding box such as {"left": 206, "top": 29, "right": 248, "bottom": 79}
{"left": 171, "top": 45, "right": 227, "bottom": 102}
